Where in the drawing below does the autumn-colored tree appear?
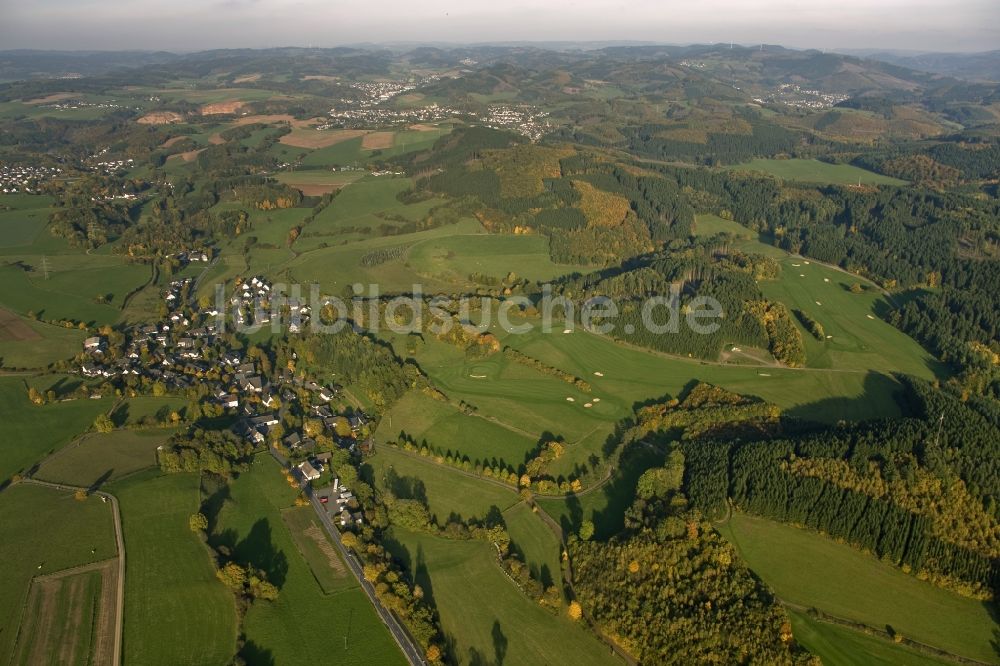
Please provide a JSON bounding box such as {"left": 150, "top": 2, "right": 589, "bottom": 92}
{"left": 27, "top": 387, "right": 44, "bottom": 405}
{"left": 189, "top": 512, "right": 208, "bottom": 532}
{"left": 567, "top": 601, "right": 583, "bottom": 621}
{"left": 73, "top": 489, "right": 88, "bottom": 501}
{"left": 216, "top": 562, "right": 247, "bottom": 591}
{"left": 93, "top": 413, "right": 114, "bottom": 433}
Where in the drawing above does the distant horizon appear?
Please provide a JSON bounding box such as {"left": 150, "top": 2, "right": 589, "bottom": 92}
{"left": 0, "top": 41, "right": 996, "bottom": 57}
{"left": 2, "top": 0, "right": 996, "bottom": 53}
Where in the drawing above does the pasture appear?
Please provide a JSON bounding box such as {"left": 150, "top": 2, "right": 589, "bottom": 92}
{"left": 35, "top": 429, "right": 171, "bottom": 488}
{"left": 384, "top": 527, "right": 618, "bottom": 666}
{"left": 374, "top": 388, "right": 537, "bottom": 468}
{"left": 113, "top": 470, "right": 238, "bottom": 666}
{"left": 0, "top": 377, "right": 113, "bottom": 482}
{"left": 212, "top": 456, "right": 405, "bottom": 665}
{"left": 0, "top": 195, "right": 55, "bottom": 248}
{"left": 0, "top": 484, "right": 117, "bottom": 665}
{"left": 717, "top": 512, "right": 997, "bottom": 663}
{"left": 0, "top": 254, "right": 151, "bottom": 325}
{"left": 503, "top": 502, "right": 563, "bottom": 591}
{"left": 787, "top": 609, "right": 952, "bottom": 666}
{"left": 368, "top": 444, "right": 519, "bottom": 524}
{"left": 287, "top": 218, "right": 482, "bottom": 294}
{"left": 273, "top": 169, "right": 363, "bottom": 195}
{"left": 724, "top": 158, "right": 907, "bottom": 186}
{"left": 280, "top": 506, "right": 353, "bottom": 595}
{"left": 11, "top": 560, "right": 117, "bottom": 666}
{"left": 406, "top": 233, "right": 589, "bottom": 283}
{"left": 0, "top": 309, "right": 86, "bottom": 368}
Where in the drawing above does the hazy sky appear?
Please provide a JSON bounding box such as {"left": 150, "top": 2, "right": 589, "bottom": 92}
{"left": 1, "top": 0, "right": 997, "bottom": 52}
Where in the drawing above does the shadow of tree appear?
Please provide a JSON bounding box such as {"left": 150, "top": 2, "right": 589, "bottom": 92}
{"left": 238, "top": 639, "right": 275, "bottom": 666}
{"left": 235, "top": 519, "right": 289, "bottom": 588}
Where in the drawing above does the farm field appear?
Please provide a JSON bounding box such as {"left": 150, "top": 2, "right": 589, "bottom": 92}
{"left": 287, "top": 218, "right": 483, "bottom": 293}
{"left": 212, "top": 456, "right": 406, "bottom": 665}
{"left": 113, "top": 470, "right": 238, "bottom": 666}
{"left": 0, "top": 254, "right": 151, "bottom": 325}
{"left": 0, "top": 377, "right": 113, "bottom": 483}
{"left": 787, "top": 609, "right": 953, "bottom": 666}
{"left": 0, "top": 309, "right": 86, "bottom": 368}
{"left": 11, "top": 560, "right": 117, "bottom": 666}
{"left": 0, "top": 484, "right": 117, "bottom": 665}
{"left": 373, "top": 388, "right": 538, "bottom": 467}
{"left": 35, "top": 429, "right": 171, "bottom": 488}
{"left": 280, "top": 506, "right": 353, "bottom": 594}
{"left": 298, "top": 176, "right": 437, "bottom": 239}
{"left": 0, "top": 195, "right": 56, "bottom": 248}
{"left": 717, "top": 512, "right": 997, "bottom": 663}
{"left": 368, "top": 444, "right": 519, "bottom": 524}
{"left": 406, "top": 233, "right": 589, "bottom": 282}
{"left": 724, "top": 158, "right": 908, "bottom": 185}
{"left": 503, "top": 502, "right": 563, "bottom": 591}
{"left": 384, "top": 526, "right": 618, "bottom": 666}
{"left": 273, "top": 169, "right": 364, "bottom": 195}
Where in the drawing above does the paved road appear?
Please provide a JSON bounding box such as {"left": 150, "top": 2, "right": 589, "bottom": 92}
{"left": 21, "top": 478, "right": 125, "bottom": 666}
{"left": 270, "top": 451, "right": 425, "bottom": 665}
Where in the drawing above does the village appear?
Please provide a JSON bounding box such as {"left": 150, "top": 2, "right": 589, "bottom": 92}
{"left": 77, "top": 272, "right": 372, "bottom": 532}
{"left": 0, "top": 162, "right": 62, "bottom": 194}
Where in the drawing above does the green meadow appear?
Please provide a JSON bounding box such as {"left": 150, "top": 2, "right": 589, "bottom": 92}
{"left": 35, "top": 429, "right": 172, "bottom": 488}
{"left": 788, "top": 610, "right": 953, "bottom": 666}
{"left": 211, "top": 456, "right": 406, "bottom": 665}
{"left": 113, "top": 470, "right": 238, "bottom": 666}
{"left": 368, "top": 444, "right": 519, "bottom": 524}
{"left": 0, "top": 484, "right": 117, "bottom": 664}
{"left": 384, "top": 527, "right": 619, "bottom": 666}
{"left": 406, "top": 233, "right": 589, "bottom": 283}
{"left": 724, "top": 158, "right": 907, "bottom": 186}
{"left": 0, "top": 377, "right": 113, "bottom": 482}
{"left": 503, "top": 502, "right": 564, "bottom": 591}
{"left": 718, "top": 512, "right": 997, "bottom": 663}
{"left": 0, "top": 313, "right": 87, "bottom": 368}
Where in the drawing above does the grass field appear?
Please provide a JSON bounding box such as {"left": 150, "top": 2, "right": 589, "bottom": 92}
{"left": 35, "top": 429, "right": 171, "bottom": 488}
{"left": 406, "top": 233, "right": 589, "bottom": 283}
{"left": 503, "top": 502, "right": 563, "bottom": 591}
{"left": 0, "top": 254, "right": 151, "bottom": 325}
{"left": 374, "top": 388, "right": 538, "bottom": 467}
{"left": 693, "top": 213, "right": 944, "bottom": 378}
{"left": 0, "top": 195, "right": 55, "bottom": 248}
{"left": 0, "top": 484, "right": 117, "bottom": 664}
{"left": 787, "top": 609, "right": 953, "bottom": 666}
{"left": 213, "top": 456, "right": 406, "bottom": 665}
{"left": 114, "top": 470, "right": 238, "bottom": 665}
{"left": 0, "top": 377, "right": 113, "bottom": 482}
{"left": 280, "top": 506, "right": 353, "bottom": 594}
{"left": 289, "top": 214, "right": 472, "bottom": 280}
{"left": 724, "top": 158, "right": 908, "bottom": 185}
{"left": 11, "top": 560, "right": 117, "bottom": 666}
{"left": 273, "top": 169, "right": 364, "bottom": 195}
{"left": 717, "top": 512, "right": 997, "bottom": 662}
{"left": 298, "top": 177, "right": 438, "bottom": 239}
{"left": 0, "top": 311, "right": 86, "bottom": 368}
{"left": 369, "top": 444, "right": 519, "bottom": 523}
{"left": 385, "top": 526, "right": 618, "bottom": 666}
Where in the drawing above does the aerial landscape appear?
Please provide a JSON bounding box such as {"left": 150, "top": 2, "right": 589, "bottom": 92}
{"left": 0, "top": 1, "right": 999, "bottom": 664}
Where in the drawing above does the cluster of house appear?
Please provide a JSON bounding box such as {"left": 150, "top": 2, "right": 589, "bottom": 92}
{"left": 313, "top": 474, "right": 364, "bottom": 527}
{"left": 77, "top": 270, "right": 375, "bottom": 530}
{"left": 229, "top": 276, "right": 313, "bottom": 332}
{"left": 477, "top": 105, "right": 551, "bottom": 141}
{"left": 319, "top": 102, "right": 457, "bottom": 129}
{"left": 753, "top": 84, "right": 851, "bottom": 110}
{"left": 0, "top": 163, "right": 62, "bottom": 194}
